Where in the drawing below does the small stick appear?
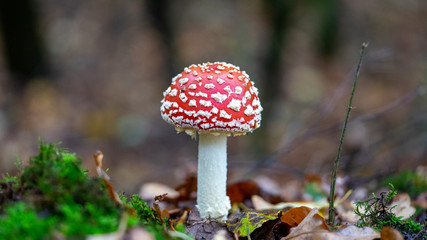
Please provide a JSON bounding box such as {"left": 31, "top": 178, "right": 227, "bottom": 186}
{"left": 328, "top": 43, "right": 368, "bottom": 226}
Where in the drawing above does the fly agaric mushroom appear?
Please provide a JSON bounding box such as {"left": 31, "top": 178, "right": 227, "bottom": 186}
{"left": 160, "top": 62, "right": 262, "bottom": 220}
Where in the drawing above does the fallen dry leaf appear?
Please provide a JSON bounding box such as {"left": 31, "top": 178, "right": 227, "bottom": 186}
{"left": 273, "top": 207, "right": 329, "bottom": 239}
{"left": 227, "top": 180, "right": 260, "bottom": 204}
{"left": 280, "top": 206, "right": 311, "bottom": 228}
{"left": 280, "top": 206, "right": 329, "bottom": 230}
{"left": 227, "top": 209, "right": 279, "bottom": 237}
{"left": 281, "top": 208, "right": 328, "bottom": 240}
{"left": 390, "top": 193, "right": 415, "bottom": 219}
{"left": 281, "top": 210, "right": 380, "bottom": 240}
{"left": 381, "top": 227, "right": 404, "bottom": 240}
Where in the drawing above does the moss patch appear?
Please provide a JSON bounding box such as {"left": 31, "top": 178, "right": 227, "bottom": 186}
{"left": 0, "top": 142, "right": 176, "bottom": 239}
{"left": 354, "top": 184, "right": 426, "bottom": 239}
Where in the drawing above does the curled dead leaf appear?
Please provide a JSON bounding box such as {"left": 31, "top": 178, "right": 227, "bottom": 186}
{"left": 281, "top": 208, "right": 328, "bottom": 240}
{"left": 274, "top": 207, "right": 329, "bottom": 239}
{"left": 390, "top": 193, "right": 415, "bottom": 219}
{"left": 280, "top": 206, "right": 310, "bottom": 228}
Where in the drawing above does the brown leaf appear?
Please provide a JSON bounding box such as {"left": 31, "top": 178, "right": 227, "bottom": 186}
{"left": 280, "top": 206, "right": 312, "bottom": 228}
{"left": 227, "top": 180, "right": 261, "bottom": 204}
{"left": 381, "top": 227, "right": 404, "bottom": 240}
{"left": 281, "top": 208, "right": 329, "bottom": 240}
{"left": 280, "top": 206, "right": 329, "bottom": 230}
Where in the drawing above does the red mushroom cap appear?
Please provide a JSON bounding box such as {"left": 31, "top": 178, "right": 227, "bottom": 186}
{"left": 160, "top": 62, "right": 262, "bottom": 136}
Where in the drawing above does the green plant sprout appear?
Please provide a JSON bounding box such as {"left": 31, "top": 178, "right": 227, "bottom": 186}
{"left": 354, "top": 184, "right": 426, "bottom": 239}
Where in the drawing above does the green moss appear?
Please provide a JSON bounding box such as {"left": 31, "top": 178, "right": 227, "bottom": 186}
{"left": 0, "top": 202, "right": 55, "bottom": 239}
{"left": 354, "top": 184, "right": 426, "bottom": 239}
{"left": 0, "top": 142, "right": 122, "bottom": 238}
{"left": 0, "top": 141, "right": 191, "bottom": 239}
{"left": 125, "top": 194, "right": 160, "bottom": 224}
{"left": 120, "top": 194, "right": 173, "bottom": 240}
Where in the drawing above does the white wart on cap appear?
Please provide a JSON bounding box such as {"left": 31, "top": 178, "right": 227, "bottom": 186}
{"left": 160, "top": 62, "right": 263, "bottom": 137}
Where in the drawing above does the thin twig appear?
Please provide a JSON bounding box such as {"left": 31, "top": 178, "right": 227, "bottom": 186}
{"left": 328, "top": 43, "right": 368, "bottom": 226}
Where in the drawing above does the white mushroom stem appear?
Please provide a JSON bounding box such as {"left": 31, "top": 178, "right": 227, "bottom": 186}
{"left": 196, "top": 132, "right": 231, "bottom": 221}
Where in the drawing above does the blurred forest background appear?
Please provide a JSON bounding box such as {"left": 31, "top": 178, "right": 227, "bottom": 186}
{"left": 0, "top": 0, "right": 426, "bottom": 194}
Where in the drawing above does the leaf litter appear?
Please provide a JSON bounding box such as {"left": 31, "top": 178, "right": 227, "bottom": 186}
{"left": 1, "top": 142, "right": 426, "bottom": 239}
